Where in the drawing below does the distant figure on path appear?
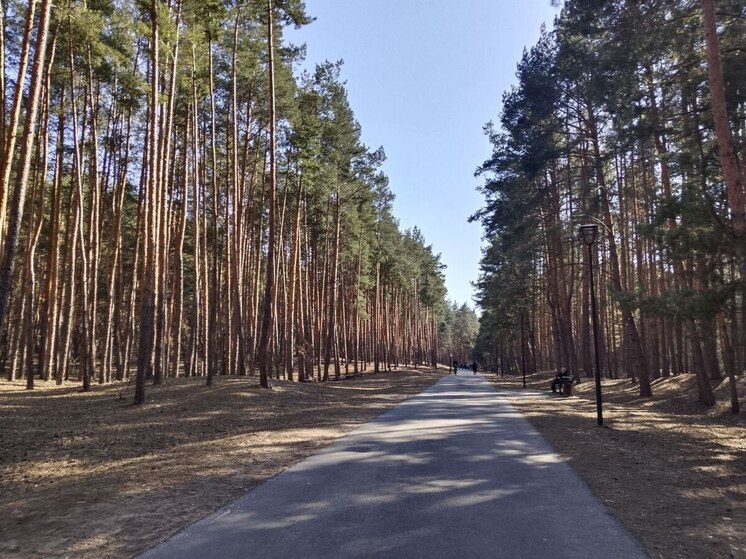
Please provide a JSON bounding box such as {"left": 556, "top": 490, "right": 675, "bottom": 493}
{"left": 453, "top": 360, "right": 458, "bottom": 375}
{"left": 472, "top": 361, "right": 478, "bottom": 375}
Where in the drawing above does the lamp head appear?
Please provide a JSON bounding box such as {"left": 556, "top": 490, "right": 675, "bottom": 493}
{"left": 578, "top": 224, "right": 598, "bottom": 246}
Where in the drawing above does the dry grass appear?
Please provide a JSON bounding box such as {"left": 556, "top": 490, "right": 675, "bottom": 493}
{"left": 488, "top": 371, "right": 746, "bottom": 559}
{"left": 0, "top": 368, "right": 444, "bottom": 558}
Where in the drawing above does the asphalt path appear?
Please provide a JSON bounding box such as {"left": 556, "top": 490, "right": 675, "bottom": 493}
{"left": 140, "top": 372, "right": 648, "bottom": 559}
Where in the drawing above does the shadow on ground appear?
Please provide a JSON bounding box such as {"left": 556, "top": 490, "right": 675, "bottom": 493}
{"left": 0, "top": 369, "right": 444, "bottom": 558}
{"left": 488, "top": 374, "right": 745, "bottom": 559}
{"left": 140, "top": 377, "right": 645, "bottom": 559}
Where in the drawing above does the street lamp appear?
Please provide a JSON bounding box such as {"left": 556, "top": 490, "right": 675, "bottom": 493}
{"left": 520, "top": 308, "right": 526, "bottom": 389}
{"left": 579, "top": 224, "right": 603, "bottom": 426}
{"left": 499, "top": 330, "right": 505, "bottom": 377}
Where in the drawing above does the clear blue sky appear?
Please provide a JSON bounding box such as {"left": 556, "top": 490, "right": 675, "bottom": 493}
{"left": 285, "top": 1, "right": 559, "bottom": 308}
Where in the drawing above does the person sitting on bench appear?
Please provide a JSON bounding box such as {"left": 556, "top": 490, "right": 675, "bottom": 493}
{"left": 551, "top": 368, "right": 572, "bottom": 393}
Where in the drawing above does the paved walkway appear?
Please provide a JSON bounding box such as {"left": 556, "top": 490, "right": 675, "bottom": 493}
{"left": 140, "top": 373, "right": 647, "bottom": 558}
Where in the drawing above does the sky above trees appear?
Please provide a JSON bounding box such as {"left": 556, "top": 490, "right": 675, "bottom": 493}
{"left": 286, "top": 0, "right": 559, "bottom": 307}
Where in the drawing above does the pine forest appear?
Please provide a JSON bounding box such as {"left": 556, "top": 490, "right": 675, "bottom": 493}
{"left": 2, "top": 2, "right": 745, "bottom": 557}
{"left": 472, "top": 0, "right": 745, "bottom": 412}
{"left": 0, "top": 0, "right": 465, "bottom": 402}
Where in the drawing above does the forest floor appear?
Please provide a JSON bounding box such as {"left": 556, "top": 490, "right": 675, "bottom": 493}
{"left": 0, "top": 367, "right": 445, "bottom": 558}
{"left": 487, "top": 371, "right": 746, "bottom": 559}
{"left": 2, "top": 369, "right": 744, "bottom": 559}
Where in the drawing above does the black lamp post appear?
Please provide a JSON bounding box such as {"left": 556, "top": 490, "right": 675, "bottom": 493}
{"left": 520, "top": 308, "right": 526, "bottom": 389}
{"left": 579, "top": 224, "right": 603, "bottom": 426}
{"left": 499, "top": 330, "right": 504, "bottom": 378}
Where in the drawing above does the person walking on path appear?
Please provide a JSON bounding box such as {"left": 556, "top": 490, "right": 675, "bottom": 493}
{"left": 472, "top": 361, "right": 478, "bottom": 375}
{"left": 453, "top": 360, "right": 458, "bottom": 375}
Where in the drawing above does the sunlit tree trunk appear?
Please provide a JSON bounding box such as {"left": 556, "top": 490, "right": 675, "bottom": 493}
{"left": 39, "top": 87, "right": 66, "bottom": 382}
{"left": 0, "top": 0, "right": 36, "bottom": 248}
{"left": 258, "top": 0, "right": 277, "bottom": 389}
{"left": 323, "top": 191, "right": 341, "bottom": 380}
{"left": 135, "top": 0, "right": 161, "bottom": 404}
{"left": 0, "top": 0, "right": 52, "bottom": 342}
{"left": 701, "top": 0, "right": 745, "bottom": 236}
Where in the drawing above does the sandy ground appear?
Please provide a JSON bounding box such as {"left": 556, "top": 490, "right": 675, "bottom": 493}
{"left": 488, "top": 371, "right": 746, "bottom": 559}
{"left": 0, "top": 368, "right": 444, "bottom": 558}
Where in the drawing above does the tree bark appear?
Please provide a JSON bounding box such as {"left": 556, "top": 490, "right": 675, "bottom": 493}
{"left": 701, "top": 0, "right": 746, "bottom": 235}
{"left": 0, "top": 0, "right": 52, "bottom": 336}
{"left": 258, "top": 0, "right": 276, "bottom": 389}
